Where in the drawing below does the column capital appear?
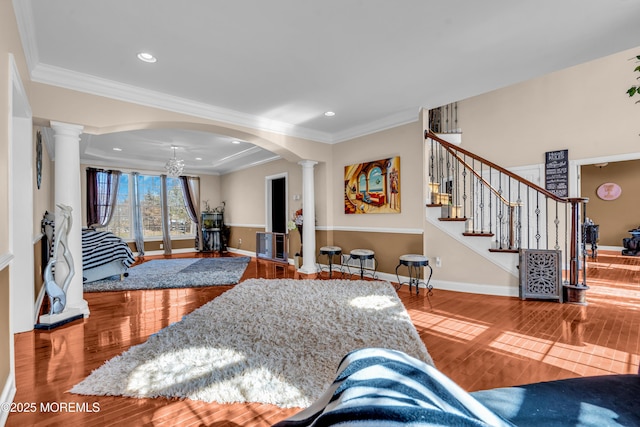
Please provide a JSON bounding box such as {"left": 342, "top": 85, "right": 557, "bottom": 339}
{"left": 298, "top": 159, "right": 318, "bottom": 168}
{"left": 50, "top": 121, "right": 84, "bottom": 138}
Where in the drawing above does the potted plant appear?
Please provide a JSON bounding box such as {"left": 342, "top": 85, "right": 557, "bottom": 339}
{"left": 626, "top": 54, "right": 640, "bottom": 103}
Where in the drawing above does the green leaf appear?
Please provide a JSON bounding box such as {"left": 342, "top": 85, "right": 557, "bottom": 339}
{"left": 628, "top": 87, "right": 638, "bottom": 97}
{"left": 634, "top": 65, "right": 640, "bottom": 72}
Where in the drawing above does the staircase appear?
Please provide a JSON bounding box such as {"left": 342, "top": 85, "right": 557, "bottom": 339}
{"left": 425, "top": 131, "right": 589, "bottom": 298}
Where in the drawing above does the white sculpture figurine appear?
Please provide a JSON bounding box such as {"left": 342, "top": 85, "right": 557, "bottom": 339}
{"left": 43, "top": 204, "right": 75, "bottom": 314}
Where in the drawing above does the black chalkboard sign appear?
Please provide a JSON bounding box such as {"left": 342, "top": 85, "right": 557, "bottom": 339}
{"left": 545, "top": 149, "right": 569, "bottom": 197}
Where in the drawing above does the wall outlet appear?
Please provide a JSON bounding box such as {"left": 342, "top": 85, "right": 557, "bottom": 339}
{"left": 159, "top": 243, "right": 163, "bottom": 249}
{"left": 238, "top": 238, "right": 242, "bottom": 246}
{"left": 435, "top": 257, "right": 442, "bottom": 267}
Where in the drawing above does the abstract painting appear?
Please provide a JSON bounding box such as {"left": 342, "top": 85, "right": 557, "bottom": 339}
{"left": 344, "top": 156, "right": 400, "bottom": 214}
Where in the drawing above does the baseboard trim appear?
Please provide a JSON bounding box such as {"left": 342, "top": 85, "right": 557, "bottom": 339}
{"left": 598, "top": 245, "right": 624, "bottom": 251}
{"left": 431, "top": 279, "right": 518, "bottom": 297}
{"left": 0, "top": 374, "right": 16, "bottom": 426}
{"left": 143, "top": 248, "right": 198, "bottom": 256}
{"left": 228, "top": 249, "right": 517, "bottom": 297}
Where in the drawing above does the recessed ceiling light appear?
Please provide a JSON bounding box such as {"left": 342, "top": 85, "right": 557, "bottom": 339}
{"left": 195, "top": 157, "right": 202, "bottom": 161}
{"left": 324, "top": 111, "right": 336, "bottom": 117}
{"left": 137, "top": 52, "right": 157, "bottom": 63}
{"left": 113, "top": 147, "right": 122, "bottom": 151}
{"left": 232, "top": 140, "right": 241, "bottom": 144}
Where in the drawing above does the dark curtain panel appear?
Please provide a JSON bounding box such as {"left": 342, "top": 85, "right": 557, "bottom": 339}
{"left": 86, "top": 167, "right": 121, "bottom": 228}
{"left": 179, "top": 176, "right": 202, "bottom": 251}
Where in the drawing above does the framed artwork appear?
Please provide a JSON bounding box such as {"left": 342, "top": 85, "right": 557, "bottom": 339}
{"left": 36, "top": 130, "right": 42, "bottom": 189}
{"left": 344, "top": 156, "right": 400, "bottom": 214}
{"left": 596, "top": 182, "right": 622, "bottom": 201}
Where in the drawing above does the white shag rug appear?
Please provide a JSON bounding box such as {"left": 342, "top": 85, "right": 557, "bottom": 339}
{"left": 70, "top": 278, "right": 433, "bottom": 408}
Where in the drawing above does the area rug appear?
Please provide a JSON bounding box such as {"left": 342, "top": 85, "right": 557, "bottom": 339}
{"left": 70, "top": 278, "right": 433, "bottom": 408}
{"left": 83, "top": 257, "right": 250, "bottom": 292}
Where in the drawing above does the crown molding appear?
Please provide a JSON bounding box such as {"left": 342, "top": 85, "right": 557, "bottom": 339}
{"left": 331, "top": 108, "right": 420, "bottom": 144}
{"left": 29, "top": 62, "right": 424, "bottom": 146}
{"left": 30, "top": 63, "right": 336, "bottom": 144}
{"left": 12, "top": 0, "right": 39, "bottom": 71}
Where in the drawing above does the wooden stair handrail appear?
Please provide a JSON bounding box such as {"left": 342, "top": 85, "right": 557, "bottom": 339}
{"left": 442, "top": 145, "right": 521, "bottom": 207}
{"left": 426, "top": 130, "right": 568, "bottom": 204}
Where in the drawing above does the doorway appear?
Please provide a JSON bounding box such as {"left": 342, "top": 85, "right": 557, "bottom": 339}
{"left": 271, "top": 177, "right": 287, "bottom": 233}
{"left": 265, "top": 173, "right": 288, "bottom": 259}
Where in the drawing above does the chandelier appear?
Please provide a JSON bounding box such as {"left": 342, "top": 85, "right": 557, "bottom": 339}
{"left": 165, "top": 146, "right": 184, "bottom": 177}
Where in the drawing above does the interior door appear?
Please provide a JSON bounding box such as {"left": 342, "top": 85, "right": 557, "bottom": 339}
{"left": 266, "top": 174, "right": 287, "bottom": 259}
{"left": 271, "top": 177, "right": 286, "bottom": 233}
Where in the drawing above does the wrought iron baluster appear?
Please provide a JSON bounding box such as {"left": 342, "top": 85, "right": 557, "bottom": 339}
{"left": 553, "top": 200, "right": 560, "bottom": 251}
{"left": 429, "top": 138, "right": 435, "bottom": 189}
{"left": 462, "top": 153, "right": 467, "bottom": 220}
{"left": 497, "top": 171, "right": 504, "bottom": 249}
{"left": 516, "top": 182, "right": 522, "bottom": 249}
{"left": 535, "top": 192, "right": 541, "bottom": 249}
{"left": 479, "top": 163, "right": 485, "bottom": 233}
{"left": 545, "top": 197, "right": 550, "bottom": 250}
{"left": 488, "top": 167, "right": 493, "bottom": 239}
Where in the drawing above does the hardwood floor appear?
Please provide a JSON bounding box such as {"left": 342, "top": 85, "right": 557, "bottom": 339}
{"left": 7, "top": 251, "right": 640, "bottom": 426}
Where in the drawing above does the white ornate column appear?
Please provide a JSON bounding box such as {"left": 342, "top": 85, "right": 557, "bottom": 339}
{"left": 40, "top": 121, "right": 89, "bottom": 325}
{"left": 298, "top": 160, "right": 318, "bottom": 274}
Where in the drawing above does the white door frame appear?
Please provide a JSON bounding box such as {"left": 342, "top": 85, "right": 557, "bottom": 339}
{"left": 569, "top": 152, "right": 640, "bottom": 198}
{"left": 9, "top": 54, "right": 34, "bottom": 333}
{"left": 264, "top": 172, "right": 288, "bottom": 232}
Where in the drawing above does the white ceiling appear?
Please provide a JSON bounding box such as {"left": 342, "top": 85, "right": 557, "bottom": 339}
{"left": 14, "top": 0, "right": 640, "bottom": 175}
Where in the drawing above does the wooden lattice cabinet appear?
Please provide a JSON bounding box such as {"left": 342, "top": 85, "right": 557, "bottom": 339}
{"left": 519, "top": 249, "right": 563, "bottom": 303}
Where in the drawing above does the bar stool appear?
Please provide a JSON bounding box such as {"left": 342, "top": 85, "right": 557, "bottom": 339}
{"left": 395, "top": 254, "right": 433, "bottom": 295}
{"left": 318, "top": 246, "right": 342, "bottom": 278}
{"left": 347, "top": 249, "right": 377, "bottom": 279}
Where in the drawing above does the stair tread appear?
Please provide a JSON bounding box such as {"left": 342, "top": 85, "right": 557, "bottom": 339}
{"left": 463, "top": 232, "right": 494, "bottom": 237}
{"left": 438, "top": 217, "right": 467, "bottom": 222}
{"left": 488, "top": 248, "right": 519, "bottom": 253}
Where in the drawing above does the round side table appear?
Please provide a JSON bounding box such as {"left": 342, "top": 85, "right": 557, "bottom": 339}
{"left": 348, "top": 249, "right": 377, "bottom": 279}
{"left": 319, "top": 246, "right": 342, "bottom": 278}
{"left": 395, "top": 254, "right": 433, "bottom": 295}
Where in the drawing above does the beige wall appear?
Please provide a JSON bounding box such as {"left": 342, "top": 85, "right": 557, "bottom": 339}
{"left": 332, "top": 120, "right": 425, "bottom": 230}
{"left": 200, "top": 174, "right": 222, "bottom": 212}
{"left": 458, "top": 47, "right": 640, "bottom": 264}
{"left": 221, "top": 158, "right": 309, "bottom": 256}
{"left": 458, "top": 47, "right": 640, "bottom": 168}
{"left": 221, "top": 159, "right": 306, "bottom": 224}
{"left": 581, "top": 159, "right": 640, "bottom": 246}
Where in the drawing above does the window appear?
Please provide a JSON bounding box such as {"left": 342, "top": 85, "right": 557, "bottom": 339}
{"left": 106, "top": 174, "right": 130, "bottom": 239}
{"left": 105, "top": 173, "right": 194, "bottom": 240}
{"left": 166, "top": 177, "right": 193, "bottom": 236}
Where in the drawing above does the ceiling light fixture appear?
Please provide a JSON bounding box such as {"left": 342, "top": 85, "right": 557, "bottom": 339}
{"left": 165, "top": 146, "right": 184, "bottom": 177}
{"left": 232, "top": 140, "right": 241, "bottom": 144}
{"left": 113, "top": 147, "right": 122, "bottom": 151}
{"left": 324, "top": 111, "right": 336, "bottom": 117}
{"left": 137, "top": 52, "right": 157, "bottom": 63}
